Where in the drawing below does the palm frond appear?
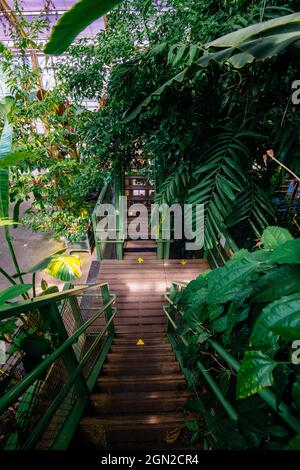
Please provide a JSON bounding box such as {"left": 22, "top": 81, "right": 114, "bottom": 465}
{"left": 187, "top": 129, "right": 254, "bottom": 250}
{"left": 226, "top": 172, "right": 274, "bottom": 237}
{"left": 156, "top": 161, "right": 192, "bottom": 204}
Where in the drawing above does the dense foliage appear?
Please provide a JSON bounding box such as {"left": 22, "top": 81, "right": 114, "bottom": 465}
{"left": 0, "top": 3, "right": 105, "bottom": 241}
{"left": 58, "top": 0, "right": 300, "bottom": 249}
{"left": 170, "top": 226, "right": 300, "bottom": 449}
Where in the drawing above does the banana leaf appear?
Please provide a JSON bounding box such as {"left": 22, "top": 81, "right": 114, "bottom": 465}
{"left": 44, "top": 0, "right": 124, "bottom": 55}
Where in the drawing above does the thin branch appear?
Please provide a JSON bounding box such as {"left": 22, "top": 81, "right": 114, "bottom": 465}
{"left": 264, "top": 150, "right": 300, "bottom": 183}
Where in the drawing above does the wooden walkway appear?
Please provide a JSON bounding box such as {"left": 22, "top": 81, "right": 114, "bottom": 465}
{"left": 77, "top": 240, "right": 209, "bottom": 450}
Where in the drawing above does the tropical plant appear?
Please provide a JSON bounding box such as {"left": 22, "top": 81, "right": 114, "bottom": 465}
{"left": 170, "top": 226, "right": 300, "bottom": 449}
{"left": 0, "top": 91, "right": 83, "bottom": 289}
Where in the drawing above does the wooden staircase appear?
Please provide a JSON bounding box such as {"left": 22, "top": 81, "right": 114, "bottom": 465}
{"left": 74, "top": 242, "right": 209, "bottom": 450}
{"left": 73, "top": 173, "right": 209, "bottom": 450}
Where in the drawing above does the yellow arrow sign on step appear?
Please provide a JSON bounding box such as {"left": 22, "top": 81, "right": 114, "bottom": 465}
{"left": 136, "top": 339, "right": 144, "bottom": 346}
{"left": 137, "top": 257, "right": 144, "bottom": 264}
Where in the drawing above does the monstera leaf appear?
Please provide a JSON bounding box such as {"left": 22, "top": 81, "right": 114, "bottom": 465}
{"left": 45, "top": 255, "right": 82, "bottom": 281}
{"left": 45, "top": 0, "right": 124, "bottom": 55}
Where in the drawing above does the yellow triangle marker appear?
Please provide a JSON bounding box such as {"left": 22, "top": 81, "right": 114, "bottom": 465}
{"left": 136, "top": 339, "right": 144, "bottom": 346}
{"left": 137, "top": 257, "right": 144, "bottom": 264}
{"left": 181, "top": 259, "right": 187, "bottom": 266}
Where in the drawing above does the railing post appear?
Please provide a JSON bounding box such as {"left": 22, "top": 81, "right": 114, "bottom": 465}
{"left": 101, "top": 284, "right": 115, "bottom": 336}
{"left": 42, "top": 303, "right": 89, "bottom": 398}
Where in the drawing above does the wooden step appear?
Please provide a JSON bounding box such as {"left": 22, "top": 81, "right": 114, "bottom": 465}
{"left": 116, "top": 303, "right": 166, "bottom": 320}
{"left": 80, "top": 412, "right": 191, "bottom": 430}
{"left": 79, "top": 413, "right": 193, "bottom": 444}
{"left": 115, "top": 326, "right": 166, "bottom": 334}
{"left": 102, "top": 362, "right": 180, "bottom": 375}
{"left": 87, "top": 391, "right": 191, "bottom": 414}
{"left": 114, "top": 317, "right": 166, "bottom": 325}
{"left": 96, "top": 375, "right": 186, "bottom": 392}
{"left": 115, "top": 329, "right": 166, "bottom": 336}
{"left": 109, "top": 346, "right": 173, "bottom": 355}
{"left": 117, "top": 303, "right": 163, "bottom": 310}
{"left": 113, "top": 335, "right": 168, "bottom": 344}
{"left": 106, "top": 352, "right": 175, "bottom": 362}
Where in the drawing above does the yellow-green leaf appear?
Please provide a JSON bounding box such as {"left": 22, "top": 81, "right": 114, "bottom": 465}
{"left": 45, "top": 256, "right": 82, "bottom": 281}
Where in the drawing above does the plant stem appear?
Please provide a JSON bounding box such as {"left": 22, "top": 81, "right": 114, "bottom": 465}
{"left": 266, "top": 152, "right": 300, "bottom": 183}
{"left": 32, "top": 272, "right": 36, "bottom": 297}
{"left": 4, "top": 225, "right": 24, "bottom": 284}
{"left": 0, "top": 266, "right": 17, "bottom": 286}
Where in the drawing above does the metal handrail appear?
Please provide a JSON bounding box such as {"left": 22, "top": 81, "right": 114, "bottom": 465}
{"left": 164, "top": 282, "right": 300, "bottom": 434}
{"left": 0, "top": 283, "right": 110, "bottom": 319}
{"left": 0, "top": 282, "right": 117, "bottom": 450}
{"left": 0, "top": 294, "right": 116, "bottom": 416}
{"left": 21, "top": 307, "right": 117, "bottom": 450}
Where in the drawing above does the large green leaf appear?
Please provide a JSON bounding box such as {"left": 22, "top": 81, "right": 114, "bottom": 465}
{"left": 253, "top": 266, "right": 300, "bottom": 303}
{"left": 207, "top": 257, "right": 259, "bottom": 304}
{"left": 207, "top": 13, "right": 300, "bottom": 48}
{"left": 45, "top": 255, "right": 82, "bottom": 281}
{"left": 0, "top": 284, "right": 32, "bottom": 306}
{"left": 285, "top": 434, "right": 300, "bottom": 450}
{"left": 269, "top": 295, "right": 300, "bottom": 341}
{"left": 44, "top": 0, "right": 124, "bottom": 55}
{"left": 250, "top": 292, "right": 300, "bottom": 354}
{"left": 124, "top": 14, "right": 300, "bottom": 122}
{"left": 268, "top": 239, "right": 300, "bottom": 264}
{"left": 236, "top": 350, "right": 277, "bottom": 399}
{"left": 261, "top": 226, "right": 293, "bottom": 250}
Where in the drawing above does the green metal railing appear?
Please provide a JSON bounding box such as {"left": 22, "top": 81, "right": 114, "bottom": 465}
{"left": 92, "top": 173, "right": 125, "bottom": 260}
{"left": 0, "top": 283, "right": 116, "bottom": 450}
{"left": 164, "top": 281, "right": 300, "bottom": 434}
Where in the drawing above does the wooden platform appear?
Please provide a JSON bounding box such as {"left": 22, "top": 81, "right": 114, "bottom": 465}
{"left": 74, "top": 240, "right": 209, "bottom": 450}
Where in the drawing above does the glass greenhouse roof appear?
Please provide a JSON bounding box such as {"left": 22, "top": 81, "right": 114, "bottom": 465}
{"left": 0, "top": 1, "right": 105, "bottom": 43}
